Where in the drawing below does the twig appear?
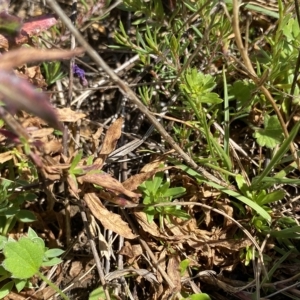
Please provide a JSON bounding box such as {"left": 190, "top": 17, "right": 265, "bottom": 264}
{"left": 81, "top": 208, "right": 111, "bottom": 300}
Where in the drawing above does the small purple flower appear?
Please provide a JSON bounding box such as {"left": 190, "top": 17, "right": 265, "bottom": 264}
{"left": 73, "top": 64, "right": 88, "bottom": 86}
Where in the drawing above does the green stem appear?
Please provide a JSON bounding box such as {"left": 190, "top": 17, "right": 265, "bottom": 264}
{"left": 37, "top": 271, "right": 69, "bottom": 300}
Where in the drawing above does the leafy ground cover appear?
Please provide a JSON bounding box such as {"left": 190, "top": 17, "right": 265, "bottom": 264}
{"left": 0, "top": 0, "right": 299, "bottom": 299}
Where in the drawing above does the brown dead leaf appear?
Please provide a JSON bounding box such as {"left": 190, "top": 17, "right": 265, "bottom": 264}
{"left": 98, "top": 190, "right": 138, "bottom": 207}
{"left": 41, "top": 155, "right": 69, "bottom": 181}
{"left": 29, "top": 128, "right": 54, "bottom": 139}
{"left": 134, "top": 211, "right": 188, "bottom": 242}
{"left": 0, "top": 47, "right": 85, "bottom": 70}
{"left": 56, "top": 107, "right": 86, "bottom": 123}
{"left": 0, "top": 151, "right": 12, "bottom": 163}
{"left": 216, "top": 239, "right": 251, "bottom": 251}
{"left": 78, "top": 172, "right": 140, "bottom": 199}
{"left": 83, "top": 193, "right": 137, "bottom": 239}
{"left": 167, "top": 255, "right": 181, "bottom": 293}
{"left": 80, "top": 126, "right": 92, "bottom": 140}
{"left": 69, "top": 261, "right": 82, "bottom": 278}
{"left": 20, "top": 65, "right": 47, "bottom": 89}
{"left": 123, "top": 166, "right": 172, "bottom": 191}
{"left": 119, "top": 242, "right": 143, "bottom": 265}
{"left": 67, "top": 175, "right": 80, "bottom": 198}
{"left": 216, "top": 200, "right": 234, "bottom": 227}
{"left": 134, "top": 211, "right": 162, "bottom": 238}
{"left": 92, "top": 127, "right": 103, "bottom": 150}
{"left": 140, "top": 153, "right": 173, "bottom": 173}
{"left": 43, "top": 140, "right": 63, "bottom": 155}
{"left": 94, "top": 117, "right": 123, "bottom": 167}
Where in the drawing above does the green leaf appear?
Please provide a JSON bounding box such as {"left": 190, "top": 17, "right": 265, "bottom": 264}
{"left": 144, "top": 207, "right": 156, "bottom": 223}
{"left": 179, "top": 259, "right": 190, "bottom": 276}
{"left": 159, "top": 181, "right": 170, "bottom": 196}
{"left": 0, "top": 235, "right": 7, "bottom": 250}
{"left": 170, "top": 209, "right": 190, "bottom": 220}
{"left": 254, "top": 115, "right": 284, "bottom": 148}
{"left": 69, "top": 151, "right": 83, "bottom": 172}
{"left": 44, "top": 248, "right": 64, "bottom": 258}
{"left": 89, "top": 286, "right": 117, "bottom": 300}
{"left": 190, "top": 293, "right": 212, "bottom": 300}
{"left": 259, "top": 190, "right": 285, "bottom": 205}
{"left": 15, "top": 210, "right": 36, "bottom": 222}
{"left": 269, "top": 226, "right": 300, "bottom": 239}
{"left": 31, "top": 237, "right": 45, "bottom": 250}
{"left": 0, "top": 281, "right": 14, "bottom": 299}
{"left": 235, "top": 175, "right": 250, "bottom": 197}
{"left": 180, "top": 68, "right": 223, "bottom": 104}
{"left": 14, "top": 278, "right": 27, "bottom": 293}
{"left": 163, "top": 187, "right": 186, "bottom": 198}
{"left": 230, "top": 80, "right": 256, "bottom": 109}
{"left": 27, "top": 227, "right": 38, "bottom": 239}
{"left": 152, "top": 173, "right": 164, "bottom": 194}
{"left": 3, "top": 237, "right": 44, "bottom": 279}
{"left": 42, "top": 257, "right": 62, "bottom": 267}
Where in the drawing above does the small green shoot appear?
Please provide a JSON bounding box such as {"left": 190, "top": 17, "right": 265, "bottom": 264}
{"left": 42, "top": 61, "right": 65, "bottom": 85}
{"left": 139, "top": 172, "right": 189, "bottom": 229}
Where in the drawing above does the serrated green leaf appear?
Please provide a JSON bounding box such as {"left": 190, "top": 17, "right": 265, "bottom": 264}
{"left": 254, "top": 115, "right": 284, "bottom": 148}
{"left": 230, "top": 80, "right": 255, "bottom": 107}
{"left": 3, "top": 237, "right": 44, "bottom": 279}
{"left": 199, "top": 92, "right": 223, "bottom": 104}
{"left": 0, "top": 235, "right": 7, "bottom": 250}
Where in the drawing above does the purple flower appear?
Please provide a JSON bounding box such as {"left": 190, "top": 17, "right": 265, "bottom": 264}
{"left": 73, "top": 64, "right": 88, "bottom": 86}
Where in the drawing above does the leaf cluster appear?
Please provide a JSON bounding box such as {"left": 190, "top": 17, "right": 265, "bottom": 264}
{"left": 139, "top": 172, "right": 189, "bottom": 227}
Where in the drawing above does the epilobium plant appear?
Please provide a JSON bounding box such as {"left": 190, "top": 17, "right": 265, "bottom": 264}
{"left": 139, "top": 172, "right": 189, "bottom": 229}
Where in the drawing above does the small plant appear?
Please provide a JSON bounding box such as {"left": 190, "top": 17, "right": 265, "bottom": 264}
{"left": 0, "top": 227, "right": 65, "bottom": 299}
{"left": 139, "top": 172, "right": 189, "bottom": 229}
{"left": 41, "top": 61, "right": 65, "bottom": 86}
{"left": 0, "top": 178, "right": 36, "bottom": 235}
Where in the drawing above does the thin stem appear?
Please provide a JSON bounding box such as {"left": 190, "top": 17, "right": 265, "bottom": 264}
{"left": 38, "top": 271, "right": 69, "bottom": 300}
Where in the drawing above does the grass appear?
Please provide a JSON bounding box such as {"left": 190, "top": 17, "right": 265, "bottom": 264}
{"left": 0, "top": 0, "right": 299, "bottom": 299}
